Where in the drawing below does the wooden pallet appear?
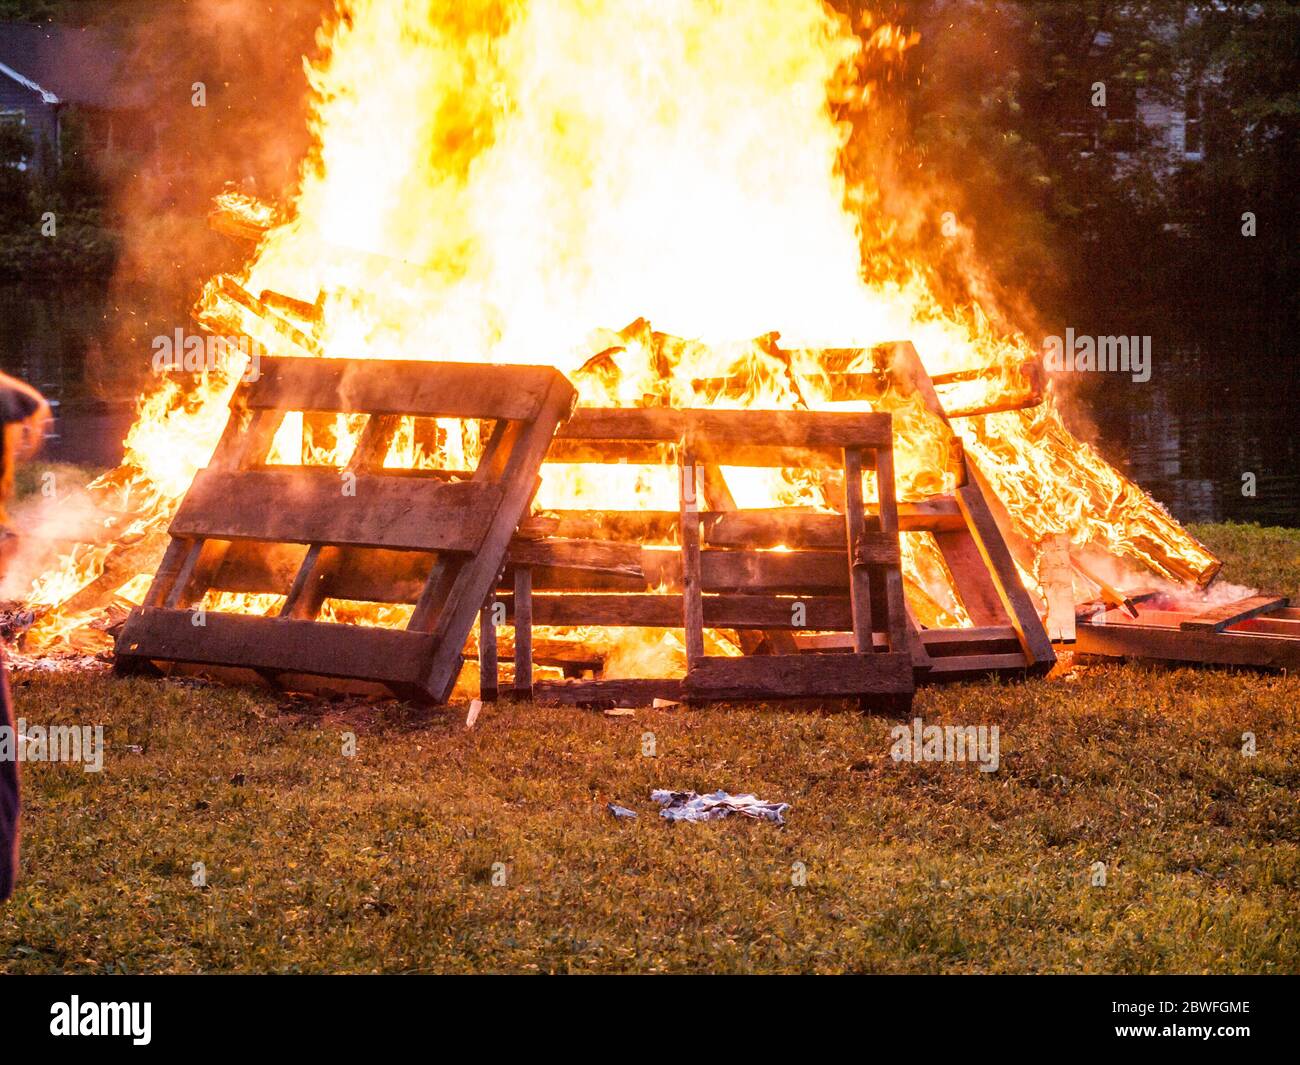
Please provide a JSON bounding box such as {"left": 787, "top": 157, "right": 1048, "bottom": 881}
{"left": 115, "top": 356, "right": 575, "bottom": 702}
{"left": 779, "top": 344, "right": 1055, "bottom": 681}
{"left": 489, "top": 407, "right": 915, "bottom": 710}
{"left": 1076, "top": 595, "right": 1300, "bottom": 670}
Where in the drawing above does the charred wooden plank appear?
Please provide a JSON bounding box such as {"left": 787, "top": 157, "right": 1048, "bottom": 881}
{"left": 679, "top": 459, "right": 705, "bottom": 664}
{"left": 506, "top": 538, "right": 645, "bottom": 577}
{"left": 1181, "top": 595, "right": 1288, "bottom": 633}
{"left": 842, "top": 448, "right": 873, "bottom": 653}
{"left": 245, "top": 356, "right": 562, "bottom": 421}
{"left": 691, "top": 441, "right": 868, "bottom": 469}
{"left": 686, "top": 651, "right": 912, "bottom": 699}
{"left": 559, "top": 407, "right": 684, "bottom": 442}
{"left": 172, "top": 470, "right": 501, "bottom": 553}
{"left": 259, "top": 289, "right": 322, "bottom": 323}
{"left": 533, "top": 678, "right": 685, "bottom": 707}
{"left": 516, "top": 500, "right": 962, "bottom": 544}
{"left": 919, "top": 625, "right": 1022, "bottom": 653}
{"left": 116, "top": 607, "right": 432, "bottom": 685}
{"left": 543, "top": 440, "right": 676, "bottom": 465}
{"left": 513, "top": 567, "right": 533, "bottom": 699}
{"left": 217, "top": 276, "right": 322, "bottom": 357}
{"left": 496, "top": 592, "right": 853, "bottom": 630}
{"left": 517, "top": 510, "right": 680, "bottom": 543}
{"left": 506, "top": 547, "right": 858, "bottom": 594}
{"left": 954, "top": 467, "right": 1056, "bottom": 668}
{"left": 53, "top": 531, "right": 172, "bottom": 617}
{"left": 558, "top": 407, "right": 890, "bottom": 452}
{"left": 685, "top": 410, "right": 891, "bottom": 451}
{"left": 479, "top": 596, "right": 499, "bottom": 701}
{"left": 1076, "top": 621, "right": 1300, "bottom": 672}
{"left": 934, "top": 529, "right": 1006, "bottom": 627}
{"left": 871, "top": 442, "right": 911, "bottom": 655}
{"left": 792, "top": 625, "right": 1023, "bottom": 656}
{"left": 921, "top": 653, "right": 1034, "bottom": 676}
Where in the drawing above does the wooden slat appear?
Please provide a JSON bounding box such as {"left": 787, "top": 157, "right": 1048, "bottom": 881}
{"left": 279, "top": 544, "right": 341, "bottom": 620}
{"left": 792, "top": 626, "right": 1023, "bottom": 656}
{"left": 117, "top": 607, "right": 432, "bottom": 685}
{"left": 513, "top": 567, "right": 533, "bottom": 699}
{"left": 1040, "top": 533, "right": 1076, "bottom": 642}
{"left": 706, "top": 509, "right": 847, "bottom": 549}
{"left": 557, "top": 408, "right": 891, "bottom": 452}
{"left": 479, "top": 597, "right": 499, "bottom": 701}
{"left": 206, "top": 542, "right": 872, "bottom": 604}
{"left": 842, "top": 448, "right": 872, "bottom": 653}
{"left": 686, "top": 651, "right": 912, "bottom": 699}
{"left": 1181, "top": 595, "right": 1288, "bottom": 633}
{"left": 172, "top": 469, "right": 500, "bottom": 553}
{"left": 546, "top": 438, "right": 862, "bottom": 469}
{"left": 243, "top": 356, "right": 560, "bottom": 421}
{"left": 922, "top": 653, "right": 1033, "bottom": 675}
{"left": 507, "top": 547, "right": 859, "bottom": 594}
{"left": 517, "top": 510, "right": 680, "bottom": 542}
{"left": 679, "top": 458, "right": 706, "bottom": 664}
{"left": 1085, "top": 608, "right": 1184, "bottom": 629}
{"left": 696, "top": 550, "right": 850, "bottom": 593}
{"left": 500, "top": 592, "right": 853, "bottom": 630}
{"left": 872, "top": 442, "right": 911, "bottom": 655}
{"left": 544, "top": 440, "right": 676, "bottom": 464}
{"left": 954, "top": 468, "right": 1056, "bottom": 668}
{"left": 919, "top": 625, "right": 1021, "bottom": 652}
{"left": 560, "top": 407, "right": 684, "bottom": 442}
{"left": 162, "top": 539, "right": 209, "bottom": 609}
{"left": 533, "top": 678, "right": 685, "bottom": 707}
{"left": 515, "top": 500, "right": 963, "bottom": 544}
{"left": 934, "top": 528, "right": 1007, "bottom": 627}
{"left": 141, "top": 538, "right": 191, "bottom": 609}
{"left": 506, "top": 539, "right": 645, "bottom": 577}
{"left": 685, "top": 410, "right": 892, "bottom": 450}
{"left": 689, "top": 442, "right": 871, "bottom": 469}
{"left": 1233, "top": 616, "right": 1300, "bottom": 637}
{"left": 1076, "top": 621, "right": 1300, "bottom": 671}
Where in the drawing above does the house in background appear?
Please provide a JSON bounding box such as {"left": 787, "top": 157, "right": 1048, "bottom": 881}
{"left": 1056, "top": 18, "right": 1212, "bottom": 180}
{"left": 0, "top": 21, "right": 152, "bottom": 175}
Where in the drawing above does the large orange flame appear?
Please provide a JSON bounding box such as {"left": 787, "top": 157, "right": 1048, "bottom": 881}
{"left": 18, "top": 0, "right": 1216, "bottom": 656}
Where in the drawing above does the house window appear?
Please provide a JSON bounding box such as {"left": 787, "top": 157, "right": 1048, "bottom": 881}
{"left": 1105, "top": 84, "right": 1140, "bottom": 151}
{"left": 1184, "top": 88, "right": 1203, "bottom": 155}
{"left": 0, "top": 110, "right": 30, "bottom": 170}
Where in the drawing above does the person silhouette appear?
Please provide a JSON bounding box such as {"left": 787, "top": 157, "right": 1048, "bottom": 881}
{"left": 0, "top": 370, "right": 51, "bottom": 901}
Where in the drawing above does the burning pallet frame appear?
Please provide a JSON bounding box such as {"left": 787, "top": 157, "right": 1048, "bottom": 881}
{"left": 108, "top": 341, "right": 1061, "bottom": 706}
{"left": 491, "top": 407, "right": 915, "bottom": 710}
{"left": 115, "top": 356, "right": 575, "bottom": 702}
{"left": 730, "top": 341, "right": 1059, "bottom": 681}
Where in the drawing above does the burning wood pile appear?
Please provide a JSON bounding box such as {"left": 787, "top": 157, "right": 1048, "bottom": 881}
{"left": 5, "top": 0, "right": 1294, "bottom": 694}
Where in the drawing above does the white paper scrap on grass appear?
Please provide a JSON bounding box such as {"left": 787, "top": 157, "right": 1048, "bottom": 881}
{"left": 651, "top": 789, "right": 789, "bottom": 825}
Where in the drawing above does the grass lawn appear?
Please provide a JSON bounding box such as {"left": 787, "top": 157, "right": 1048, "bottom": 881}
{"left": 1, "top": 523, "right": 1297, "bottom": 973}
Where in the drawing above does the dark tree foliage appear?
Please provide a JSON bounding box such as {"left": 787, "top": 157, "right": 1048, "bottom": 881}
{"left": 841, "top": 1, "right": 1298, "bottom": 333}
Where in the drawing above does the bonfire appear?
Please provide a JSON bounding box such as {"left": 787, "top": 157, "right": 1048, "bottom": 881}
{"left": 4, "top": 0, "right": 1227, "bottom": 689}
